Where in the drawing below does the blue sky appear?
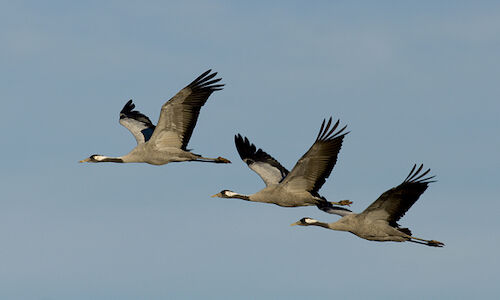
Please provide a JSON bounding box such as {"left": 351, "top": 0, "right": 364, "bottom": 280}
{"left": 1, "top": 1, "right": 499, "bottom": 299}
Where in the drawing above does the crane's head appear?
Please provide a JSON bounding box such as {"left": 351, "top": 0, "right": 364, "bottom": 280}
{"left": 79, "top": 154, "right": 105, "bottom": 163}
{"left": 290, "top": 217, "right": 319, "bottom": 226}
{"left": 211, "top": 190, "right": 238, "bottom": 198}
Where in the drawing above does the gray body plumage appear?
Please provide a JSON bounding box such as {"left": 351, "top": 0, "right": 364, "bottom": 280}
{"left": 292, "top": 164, "right": 444, "bottom": 247}
{"left": 119, "top": 143, "right": 205, "bottom": 165}
{"left": 322, "top": 214, "right": 411, "bottom": 242}
{"left": 248, "top": 185, "right": 324, "bottom": 207}
{"left": 80, "top": 70, "right": 231, "bottom": 165}
{"left": 212, "top": 118, "right": 352, "bottom": 216}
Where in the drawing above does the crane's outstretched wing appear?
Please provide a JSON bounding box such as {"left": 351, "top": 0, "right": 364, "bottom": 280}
{"left": 280, "top": 117, "right": 348, "bottom": 194}
{"left": 360, "top": 164, "right": 436, "bottom": 227}
{"left": 119, "top": 100, "right": 156, "bottom": 144}
{"left": 234, "top": 134, "right": 289, "bottom": 186}
{"left": 149, "top": 70, "right": 224, "bottom": 150}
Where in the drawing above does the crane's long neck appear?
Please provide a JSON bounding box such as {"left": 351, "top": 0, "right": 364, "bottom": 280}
{"left": 91, "top": 153, "right": 144, "bottom": 163}
{"left": 103, "top": 157, "right": 124, "bottom": 163}
{"left": 308, "top": 219, "right": 351, "bottom": 232}
{"left": 108, "top": 147, "right": 147, "bottom": 163}
{"left": 309, "top": 221, "right": 331, "bottom": 229}
{"left": 91, "top": 155, "right": 125, "bottom": 163}
{"left": 119, "top": 152, "right": 146, "bottom": 163}
{"left": 326, "top": 221, "right": 350, "bottom": 232}
{"left": 225, "top": 191, "right": 251, "bottom": 201}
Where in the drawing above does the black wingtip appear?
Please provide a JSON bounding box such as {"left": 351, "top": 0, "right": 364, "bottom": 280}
{"left": 404, "top": 164, "right": 418, "bottom": 182}
{"left": 234, "top": 134, "right": 253, "bottom": 161}
{"left": 234, "top": 134, "right": 245, "bottom": 151}
{"left": 118, "top": 99, "right": 154, "bottom": 127}
{"left": 403, "top": 164, "right": 436, "bottom": 184}
{"left": 316, "top": 119, "right": 326, "bottom": 140}
{"left": 189, "top": 69, "right": 224, "bottom": 91}
{"left": 120, "top": 99, "right": 135, "bottom": 114}
{"left": 316, "top": 117, "right": 348, "bottom": 142}
{"left": 197, "top": 69, "right": 212, "bottom": 81}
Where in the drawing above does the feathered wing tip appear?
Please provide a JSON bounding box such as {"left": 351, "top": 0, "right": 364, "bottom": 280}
{"left": 315, "top": 117, "right": 349, "bottom": 142}
{"left": 120, "top": 99, "right": 135, "bottom": 114}
{"left": 403, "top": 164, "right": 436, "bottom": 184}
{"left": 119, "top": 99, "right": 155, "bottom": 127}
{"left": 188, "top": 69, "right": 225, "bottom": 91}
{"left": 234, "top": 133, "right": 289, "bottom": 180}
{"left": 234, "top": 134, "right": 257, "bottom": 161}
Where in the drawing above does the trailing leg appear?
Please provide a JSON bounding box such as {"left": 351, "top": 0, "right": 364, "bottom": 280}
{"left": 195, "top": 156, "right": 231, "bottom": 163}
{"left": 408, "top": 236, "right": 444, "bottom": 247}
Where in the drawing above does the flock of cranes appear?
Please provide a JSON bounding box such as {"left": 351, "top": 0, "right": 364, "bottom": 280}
{"left": 80, "top": 69, "right": 444, "bottom": 248}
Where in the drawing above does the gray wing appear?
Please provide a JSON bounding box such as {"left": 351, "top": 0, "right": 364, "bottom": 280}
{"left": 149, "top": 70, "right": 224, "bottom": 150}
{"left": 280, "top": 117, "right": 348, "bottom": 194}
{"left": 119, "top": 100, "right": 156, "bottom": 144}
{"left": 360, "top": 164, "right": 436, "bottom": 227}
{"left": 234, "top": 134, "right": 289, "bottom": 186}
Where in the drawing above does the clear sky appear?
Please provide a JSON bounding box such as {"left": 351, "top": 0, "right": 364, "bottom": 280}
{"left": 1, "top": 1, "right": 499, "bottom": 299}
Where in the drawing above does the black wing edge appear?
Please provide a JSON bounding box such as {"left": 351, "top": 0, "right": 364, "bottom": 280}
{"left": 234, "top": 134, "right": 289, "bottom": 177}
{"left": 402, "top": 164, "right": 437, "bottom": 184}
{"left": 316, "top": 201, "right": 352, "bottom": 215}
{"left": 306, "top": 117, "right": 349, "bottom": 195}
{"left": 387, "top": 164, "right": 436, "bottom": 227}
{"left": 119, "top": 99, "right": 155, "bottom": 128}
{"left": 315, "top": 117, "right": 349, "bottom": 142}
{"left": 187, "top": 69, "right": 225, "bottom": 92}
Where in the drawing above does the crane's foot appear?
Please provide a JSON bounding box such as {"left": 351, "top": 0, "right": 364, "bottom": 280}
{"left": 216, "top": 157, "right": 231, "bottom": 163}
{"left": 333, "top": 200, "right": 352, "bottom": 206}
{"left": 428, "top": 240, "right": 445, "bottom": 247}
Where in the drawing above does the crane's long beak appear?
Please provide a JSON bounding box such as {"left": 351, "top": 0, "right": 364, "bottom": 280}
{"left": 211, "top": 193, "right": 221, "bottom": 198}
{"left": 79, "top": 158, "right": 90, "bottom": 163}
{"left": 290, "top": 221, "right": 300, "bottom": 226}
